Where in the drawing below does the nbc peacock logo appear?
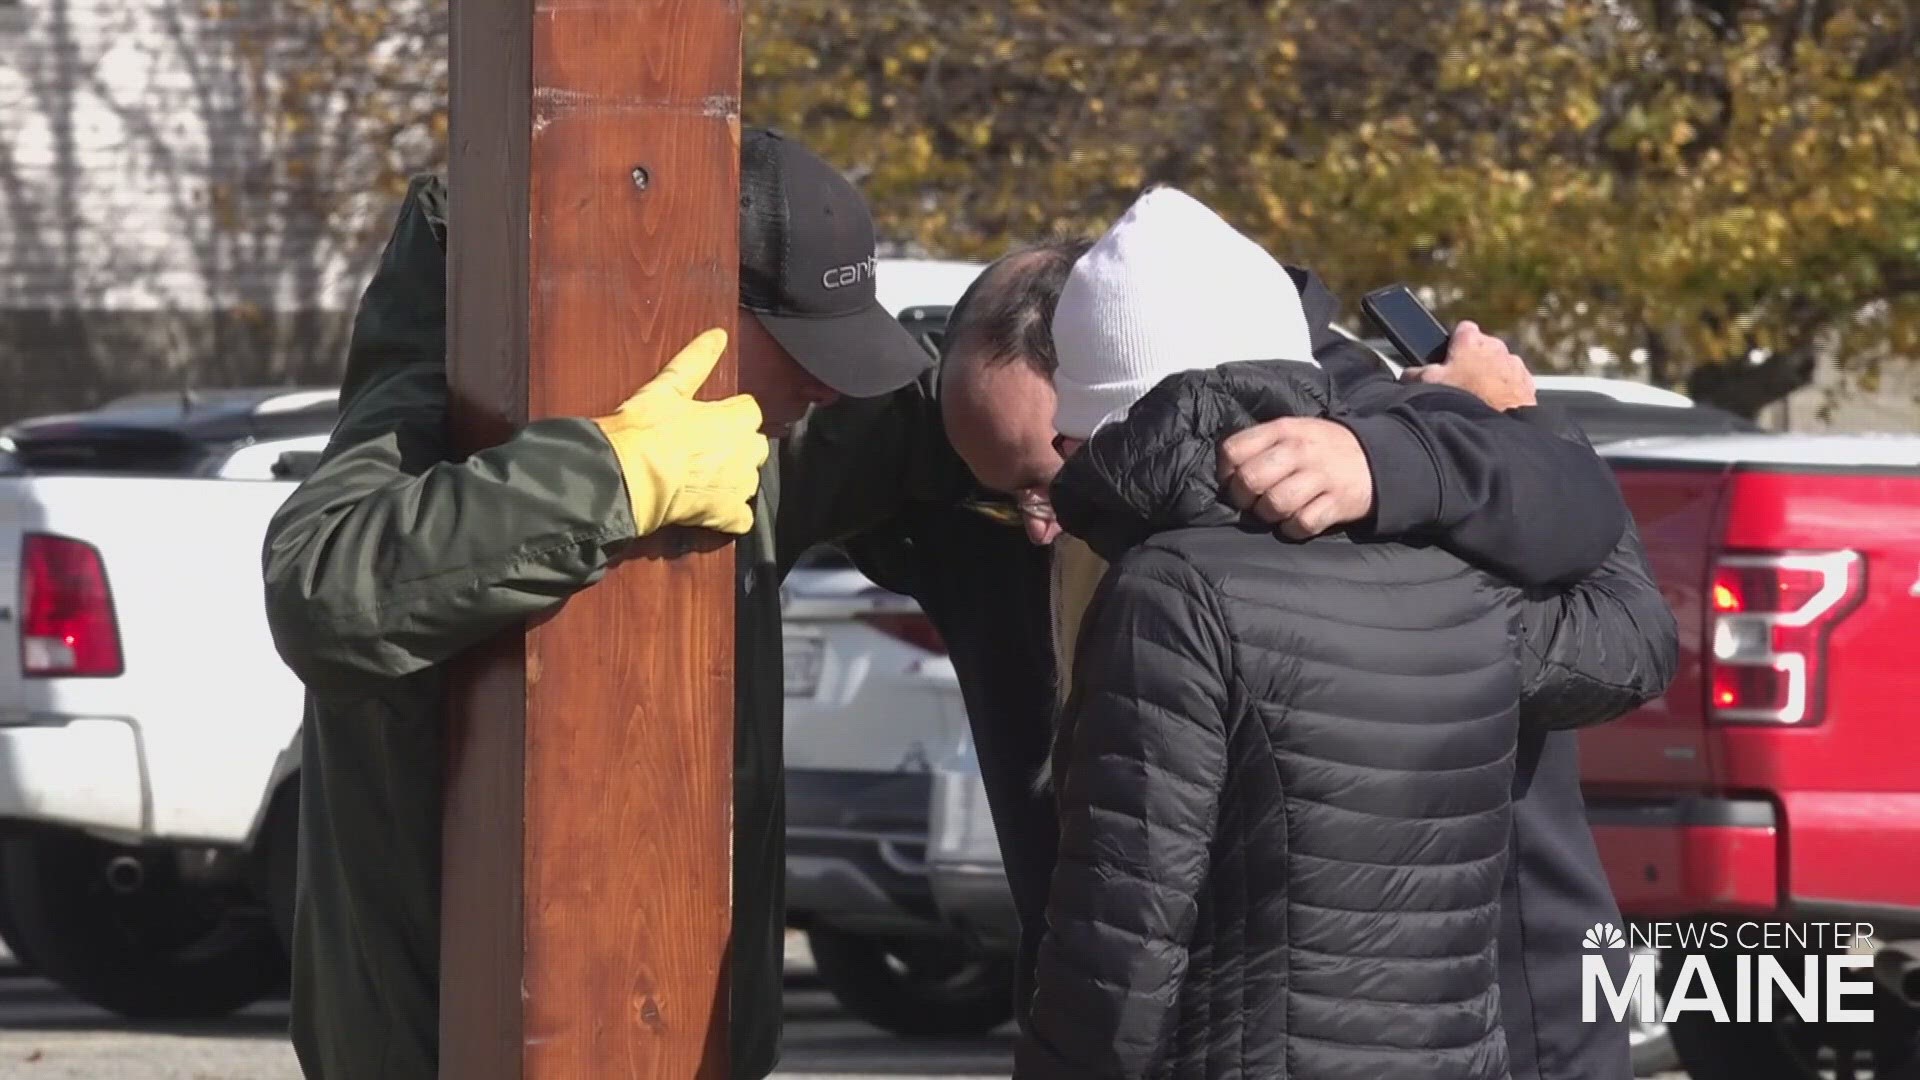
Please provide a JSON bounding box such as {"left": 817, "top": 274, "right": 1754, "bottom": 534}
{"left": 1583, "top": 922, "right": 1627, "bottom": 950}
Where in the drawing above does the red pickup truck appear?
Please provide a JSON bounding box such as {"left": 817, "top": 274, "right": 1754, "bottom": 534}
{"left": 1586, "top": 432, "right": 1920, "bottom": 1079}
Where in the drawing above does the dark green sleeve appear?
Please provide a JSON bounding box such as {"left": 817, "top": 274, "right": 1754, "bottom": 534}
{"left": 773, "top": 365, "right": 973, "bottom": 572}
{"left": 261, "top": 175, "right": 637, "bottom": 691}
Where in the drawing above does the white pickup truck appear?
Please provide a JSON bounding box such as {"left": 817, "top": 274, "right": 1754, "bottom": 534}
{"left": 0, "top": 387, "right": 333, "bottom": 1017}
{"left": 0, "top": 258, "right": 985, "bottom": 1021}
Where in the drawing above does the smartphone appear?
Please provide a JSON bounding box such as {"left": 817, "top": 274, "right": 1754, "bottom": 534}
{"left": 1361, "top": 285, "right": 1451, "bottom": 367}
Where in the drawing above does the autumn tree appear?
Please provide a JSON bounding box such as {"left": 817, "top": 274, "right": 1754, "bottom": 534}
{"left": 243, "top": 0, "right": 1920, "bottom": 416}
{"left": 218, "top": 0, "right": 448, "bottom": 283}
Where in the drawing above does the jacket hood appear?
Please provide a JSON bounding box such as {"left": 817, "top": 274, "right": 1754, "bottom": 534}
{"left": 1051, "top": 359, "right": 1333, "bottom": 562}
{"left": 341, "top": 176, "right": 448, "bottom": 407}
{"left": 1286, "top": 264, "right": 1346, "bottom": 353}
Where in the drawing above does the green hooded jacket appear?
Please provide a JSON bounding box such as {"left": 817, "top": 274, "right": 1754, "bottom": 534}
{"left": 261, "top": 175, "right": 970, "bottom": 1080}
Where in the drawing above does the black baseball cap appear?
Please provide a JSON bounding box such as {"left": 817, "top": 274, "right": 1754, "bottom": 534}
{"left": 740, "top": 128, "right": 933, "bottom": 398}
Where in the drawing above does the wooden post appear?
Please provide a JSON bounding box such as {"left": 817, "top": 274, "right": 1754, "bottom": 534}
{"left": 441, "top": 2, "right": 740, "bottom": 1078}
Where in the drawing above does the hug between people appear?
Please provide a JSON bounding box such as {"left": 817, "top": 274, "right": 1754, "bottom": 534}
{"left": 987, "top": 188, "right": 1677, "bottom": 1080}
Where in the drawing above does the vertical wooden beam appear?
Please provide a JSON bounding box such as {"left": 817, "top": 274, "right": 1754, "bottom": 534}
{"left": 443, "top": 2, "right": 740, "bottom": 1078}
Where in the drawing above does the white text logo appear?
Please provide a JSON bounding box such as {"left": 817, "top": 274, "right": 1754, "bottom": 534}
{"left": 821, "top": 256, "right": 877, "bottom": 290}
{"left": 1581, "top": 922, "right": 1876, "bottom": 1025}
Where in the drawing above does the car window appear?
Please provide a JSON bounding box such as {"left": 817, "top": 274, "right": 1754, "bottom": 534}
{"left": 2, "top": 425, "right": 217, "bottom": 476}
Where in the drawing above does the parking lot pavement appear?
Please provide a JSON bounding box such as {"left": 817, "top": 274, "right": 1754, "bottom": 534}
{"left": 0, "top": 959, "right": 1016, "bottom": 1080}
{"left": 0, "top": 979, "right": 1017, "bottom": 1080}
{"left": 0, "top": 973, "right": 294, "bottom": 1079}
{"left": 0, "top": 941, "right": 1686, "bottom": 1080}
{"left": 0, "top": 982, "right": 1022, "bottom": 1080}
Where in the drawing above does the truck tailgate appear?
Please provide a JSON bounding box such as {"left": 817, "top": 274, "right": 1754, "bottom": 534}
{"left": 1714, "top": 468, "right": 1920, "bottom": 913}
{"left": 1586, "top": 445, "right": 1920, "bottom": 920}
{"left": 0, "top": 474, "right": 304, "bottom": 841}
{"left": 1578, "top": 463, "right": 1728, "bottom": 796}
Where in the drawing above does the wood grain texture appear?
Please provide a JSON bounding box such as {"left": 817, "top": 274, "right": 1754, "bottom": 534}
{"left": 445, "top": 2, "right": 740, "bottom": 1078}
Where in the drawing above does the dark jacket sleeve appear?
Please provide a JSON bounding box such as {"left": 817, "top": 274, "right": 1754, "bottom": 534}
{"left": 1316, "top": 345, "right": 1676, "bottom": 728}
{"left": 1017, "top": 546, "right": 1232, "bottom": 1080}
{"left": 1505, "top": 404, "right": 1679, "bottom": 730}
{"left": 1324, "top": 342, "right": 1627, "bottom": 587}
{"left": 261, "top": 176, "right": 637, "bottom": 691}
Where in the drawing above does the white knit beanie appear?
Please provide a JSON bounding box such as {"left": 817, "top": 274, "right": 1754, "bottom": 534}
{"left": 1050, "top": 187, "right": 1315, "bottom": 440}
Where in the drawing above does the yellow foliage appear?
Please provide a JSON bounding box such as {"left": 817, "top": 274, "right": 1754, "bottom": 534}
{"left": 225, "top": 0, "right": 1919, "bottom": 411}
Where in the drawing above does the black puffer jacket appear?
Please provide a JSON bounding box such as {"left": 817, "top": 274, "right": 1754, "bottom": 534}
{"left": 1020, "top": 360, "right": 1524, "bottom": 1080}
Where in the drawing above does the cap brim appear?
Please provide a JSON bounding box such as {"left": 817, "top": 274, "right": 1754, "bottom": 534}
{"left": 752, "top": 302, "right": 934, "bottom": 399}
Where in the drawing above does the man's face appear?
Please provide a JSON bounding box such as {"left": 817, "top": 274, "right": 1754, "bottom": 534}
{"left": 942, "top": 353, "right": 1067, "bottom": 545}
{"left": 737, "top": 311, "right": 841, "bottom": 437}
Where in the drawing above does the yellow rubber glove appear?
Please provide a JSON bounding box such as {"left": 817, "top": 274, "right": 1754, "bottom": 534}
{"left": 591, "top": 329, "right": 769, "bottom": 537}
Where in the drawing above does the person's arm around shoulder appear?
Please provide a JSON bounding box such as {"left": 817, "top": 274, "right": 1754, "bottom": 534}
{"left": 1375, "top": 339, "right": 1679, "bottom": 725}
{"left": 262, "top": 182, "right": 766, "bottom": 691}
{"left": 1365, "top": 326, "right": 1626, "bottom": 585}
{"left": 1018, "top": 546, "right": 1233, "bottom": 1080}
{"left": 1503, "top": 410, "right": 1679, "bottom": 730}
{"left": 1219, "top": 326, "right": 1628, "bottom": 587}
{"left": 1217, "top": 333, "right": 1676, "bottom": 727}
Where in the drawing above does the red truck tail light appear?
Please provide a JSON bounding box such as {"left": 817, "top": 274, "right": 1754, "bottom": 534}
{"left": 1709, "top": 550, "right": 1862, "bottom": 724}
{"left": 19, "top": 533, "right": 124, "bottom": 678}
{"left": 855, "top": 612, "right": 948, "bottom": 656}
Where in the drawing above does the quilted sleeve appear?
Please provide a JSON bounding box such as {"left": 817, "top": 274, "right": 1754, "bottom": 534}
{"left": 1016, "top": 545, "right": 1235, "bottom": 1080}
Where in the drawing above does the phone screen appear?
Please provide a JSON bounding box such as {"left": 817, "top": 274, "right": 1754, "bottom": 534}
{"left": 1368, "top": 287, "right": 1451, "bottom": 366}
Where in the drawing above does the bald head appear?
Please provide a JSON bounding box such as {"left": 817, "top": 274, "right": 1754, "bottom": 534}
{"left": 944, "top": 240, "right": 1092, "bottom": 380}
{"left": 941, "top": 240, "right": 1091, "bottom": 543}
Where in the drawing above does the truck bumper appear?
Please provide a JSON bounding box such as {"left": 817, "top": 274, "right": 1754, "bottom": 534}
{"left": 1588, "top": 797, "right": 1780, "bottom": 917}
{"left": 785, "top": 769, "right": 943, "bottom": 936}
{"left": 0, "top": 718, "right": 145, "bottom": 836}
{"left": 1777, "top": 791, "right": 1920, "bottom": 932}
{"left": 929, "top": 862, "right": 1020, "bottom": 950}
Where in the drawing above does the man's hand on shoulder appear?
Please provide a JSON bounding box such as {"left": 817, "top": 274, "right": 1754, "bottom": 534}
{"left": 1218, "top": 418, "right": 1374, "bottom": 540}
{"left": 1400, "top": 321, "right": 1537, "bottom": 411}
{"left": 1216, "top": 323, "right": 1547, "bottom": 544}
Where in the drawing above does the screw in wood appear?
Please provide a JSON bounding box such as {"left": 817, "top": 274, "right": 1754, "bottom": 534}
{"left": 630, "top": 166, "right": 651, "bottom": 191}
